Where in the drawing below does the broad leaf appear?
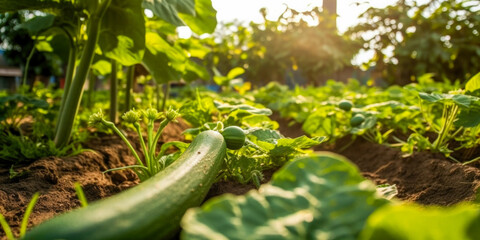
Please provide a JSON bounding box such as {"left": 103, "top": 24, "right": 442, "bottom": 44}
{"left": 359, "top": 204, "right": 480, "bottom": 240}
{"left": 247, "top": 128, "right": 283, "bottom": 143}
{"left": 0, "top": 0, "right": 74, "bottom": 12}
{"left": 226, "top": 67, "right": 245, "bottom": 79}
{"left": 419, "top": 92, "right": 480, "bottom": 108}
{"left": 99, "top": 0, "right": 145, "bottom": 66}
{"left": 184, "top": 59, "right": 210, "bottom": 82}
{"left": 18, "top": 15, "right": 55, "bottom": 35}
{"left": 268, "top": 136, "right": 325, "bottom": 157}
{"left": 142, "top": 32, "right": 186, "bottom": 83}
{"left": 455, "top": 108, "right": 480, "bottom": 128}
{"left": 91, "top": 60, "right": 112, "bottom": 76}
{"left": 178, "top": 0, "right": 217, "bottom": 34}
{"left": 181, "top": 153, "right": 388, "bottom": 239}
{"left": 143, "top": 0, "right": 195, "bottom": 26}
{"left": 214, "top": 101, "right": 273, "bottom": 115}
{"left": 465, "top": 72, "right": 480, "bottom": 93}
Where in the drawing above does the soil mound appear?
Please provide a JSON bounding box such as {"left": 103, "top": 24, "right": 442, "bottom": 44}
{"left": 0, "top": 120, "right": 189, "bottom": 239}
{"left": 327, "top": 138, "right": 480, "bottom": 205}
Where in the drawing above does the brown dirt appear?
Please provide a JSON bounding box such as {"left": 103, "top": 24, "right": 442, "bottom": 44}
{"left": 3, "top": 113, "right": 480, "bottom": 238}
{"left": 0, "top": 119, "right": 189, "bottom": 240}
{"left": 319, "top": 137, "right": 480, "bottom": 206}
{"left": 273, "top": 113, "right": 480, "bottom": 205}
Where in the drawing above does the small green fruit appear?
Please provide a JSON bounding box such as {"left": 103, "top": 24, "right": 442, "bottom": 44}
{"left": 221, "top": 126, "right": 246, "bottom": 150}
{"left": 338, "top": 100, "right": 353, "bottom": 111}
{"left": 350, "top": 114, "right": 365, "bottom": 126}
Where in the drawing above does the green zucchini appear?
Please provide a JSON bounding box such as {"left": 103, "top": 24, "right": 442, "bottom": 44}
{"left": 221, "top": 126, "right": 246, "bottom": 150}
{"left": 24, "top": 130, "right": 226, "bottom": 240}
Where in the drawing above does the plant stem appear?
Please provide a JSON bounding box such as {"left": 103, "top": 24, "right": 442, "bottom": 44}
{"left": 102, "top": 120, "right": 144, "bottom": 167}
{"left": 56, "top": 48, "right": 76, "bottom": 134}
{"left": 87, "top": 70, "right": 96, "bottom": 109}
{"left": 161, "top": 83, "right": 170, "bottom": 112}
{"left": 432, "top": 103, "right": 458, "bottom": 151}
{"left": 54, "top": 0, "right": 112, "bottom": 147}
{"left": 463, "top": 156, "right": 480, "bottom": 165}
{"left": 22, "top": 44, "right": 36, "bottom": 92}
{"left": 109, "top": 60, "right": 118, "bottom": 123}
{"left": 151, "top": 118, "right": 170, "bottom": 159}
{"left": 125, "top": 65, "right": 134, "bottom": 112}
{"left": 134, "top": 122, "right": 150, "bottom": 172}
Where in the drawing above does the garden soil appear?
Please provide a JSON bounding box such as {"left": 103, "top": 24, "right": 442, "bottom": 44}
{"left": 0, "top": 119, "right": 190, "bottom": 239}
{"left": 2, "top": 117, "right": 480, "bottom": 238}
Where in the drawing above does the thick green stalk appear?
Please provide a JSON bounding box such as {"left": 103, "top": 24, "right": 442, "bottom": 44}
{"left": 125, "top": 65, "right": 134, "bottom": 112}
{"left": 56, "top": 48, "right": 76, "bottom": 134}
{"left": 109, "top": 60, "right": 118, "bottom": 123}
{"left": 54, "top": 0, "right": 112, "bottom": 147}
{"left": 87, "top": 70, "right": 96, "bottom": 109}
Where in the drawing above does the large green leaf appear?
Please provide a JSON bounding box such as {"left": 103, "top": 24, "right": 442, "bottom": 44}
{"left": 184, "top": 59, "right": 210, "bottom": 81}
{"left": 0, "top": 0, "right": 74, "bottom": 12}
{"left": 99, "top": 0, "right": 145, "bottom": 66}
{"left": 465, "top": 72, "right": 480, "bottom": 93}
{"left": 181, "top": 153, "right": 389, "bottom": 239}
{"left": 359, "top": 204, "right": 480, "bottom": 240}
{"left": 214, "top": 101, "right": 273, "bottom": 115}
{"left": 17, "top": 14, "right": 55, "bottom": 35}
{"left": 178, "top": 0, "right": 217, "bottom": 34}
{"left": 142, "top": 31, "right": 186, "bottom": 83}
{"left": 143, "top": 0, "right": 195, "bottom": 26}
{"left": 419, "top": 92, "right": 480, "bottom": 108}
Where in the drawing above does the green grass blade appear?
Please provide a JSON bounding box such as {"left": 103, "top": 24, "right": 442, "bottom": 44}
{"left": 0, "top": 212, "right": 15, "bottom": 240}
{"left": 74, "top": 182, "right": 88, "bottom": 208}
{"left": 19, "top": 192, "right": 40, "bottom": 237}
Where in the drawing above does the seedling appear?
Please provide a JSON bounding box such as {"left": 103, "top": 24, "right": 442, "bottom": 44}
{"left": 89, "top": 108, "right": 180, "bottom": 181}
{"left": 0, "top": 192, "right": 39, "bottom": 240}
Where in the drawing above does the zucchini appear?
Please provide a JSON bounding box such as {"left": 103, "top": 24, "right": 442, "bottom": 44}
{"left": 24, "top": 130, "right": 226, "bottom": 240}
{"left": 221, "top": 126, "right": 246, "bottom": 150}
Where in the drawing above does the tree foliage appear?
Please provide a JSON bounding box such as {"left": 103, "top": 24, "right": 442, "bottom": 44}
{"left": 201, "top": 6, "right": 360, "bottom": 86}
{"left": 347, "top": 0, "right": 480, "bottom": 84}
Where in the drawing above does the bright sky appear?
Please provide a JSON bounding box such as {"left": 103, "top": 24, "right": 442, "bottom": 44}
{"left": 211, "top": 0, "right": 400, "bottom": 33}
{"left": 178, "top": 0, "right": 426, "bottom": 65}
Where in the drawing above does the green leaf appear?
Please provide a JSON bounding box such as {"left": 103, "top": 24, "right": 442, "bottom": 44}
{"left": 91, "top": 60, "right": 112, "bottom": 76}
{"left": 184, "top": 59, "right": 210, "bottom": 82}
{"left": 359, "top": 204, "right": 480, "bottom": 240}
{"left": 99, "top": 0, "right": 145, "bottom": 66}
{"left": 143, "top": 0, "right": 195, "bottom": 26}
{"left": 268, "top": 136, "right": 325, "bottom": 157}
{"left": 465, "top": 72, "right": 480, "bottom": 93}
{"left": 178, "top": 0, "right": 217, "bottom": 34}
{"left": 142, "top": 32, "right": 186, "bottom": 83}
{"left": 0, "top": 0, "right": 74, "bottom": 12}
{"left": 419, "top": 92, "right": 480, "bottom": 108}
{"left": 181, "top": 153, "right": 389, "bottom": 239}
{"left": 247, "top": 128, "right": 283, "bottom": 143}
{"left": 18, "top": 14, "right": 55, "bottom": 35}
{"left": 455, "top": 109, "right": 480, "bottom": 128}
{"left": 226, "top": 67, "right": 245, "bottom": 80}
{"left": 214, "top": 101, "right": 272, "bottom": 115}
